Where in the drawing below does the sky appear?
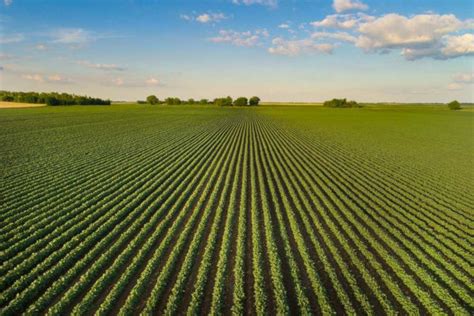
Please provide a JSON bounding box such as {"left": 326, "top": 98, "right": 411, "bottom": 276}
{"left": 0, "top": 0, "right": 473, "bottom": 102}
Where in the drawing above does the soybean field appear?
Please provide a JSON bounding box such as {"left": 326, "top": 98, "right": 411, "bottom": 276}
{"left": 1, "top": 105, "right": 473, "bottom": 315}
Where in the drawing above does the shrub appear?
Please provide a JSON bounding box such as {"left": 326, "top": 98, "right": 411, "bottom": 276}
{"left": 233, "top": 97, "right": 248, "bottom": 106}
{"left": 146, "top": 95, "right": 159, "bottom": 105}
{"left": 323, "top": 98, "right": 359, "bottom": 108}
{"left": 249, "top": 96, "right": 260, "bottom": 106}
{"left": 447, "top": 100, "right": 461, "bottom": 110}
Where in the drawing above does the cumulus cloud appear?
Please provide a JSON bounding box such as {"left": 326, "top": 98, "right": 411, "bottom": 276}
{"left": 441, "top": 34, "right": 474, "bottom": 58}
{"left": 232, "top": 0, "right": 277, "bottom": 7}
{"left": 333, "top": 0, "right": 368, "bottom": 13}
{"left": 208, "top": 29, "right": 269, "bottom": 47}
{"left": 77, "top": 60, "right": 125, "bottom": 71}
{"left": 196, "top": 13, "right": 227, "bottom": 23}
{"left": 4, "top": 0, "right": 12, "bottom": 6}
{"left": 181, "top": 12, "right": 228, "bottom": 23}
{"left": 268, "top": 37, "right": 334, "bottom": 56}
{"left": 278, "top": 23, "right": 290, "bottom": 29}
{"left": 312, "top": 31, "right": 357, "bottom": 43}
{"left": 311, "top": 13, "right": 373, "bottom": 29}
{"left": 354, "top": 13, "right": 473, "bottom": 60}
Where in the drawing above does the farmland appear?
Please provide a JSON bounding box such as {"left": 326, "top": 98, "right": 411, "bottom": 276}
{"left": 1, "top": 104, "right": 473, "bottom": 315}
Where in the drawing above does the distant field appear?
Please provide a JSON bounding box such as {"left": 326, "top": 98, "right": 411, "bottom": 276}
{"left": 1, "top": 105, "right": 473, "bottom": 314}
{"left": 0, "top": 101, "right": 46, "bottom": 109}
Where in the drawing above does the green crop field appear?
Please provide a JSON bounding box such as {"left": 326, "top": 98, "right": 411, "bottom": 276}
{"left": 1, "top": 104, "right": 473, "bottom": 315}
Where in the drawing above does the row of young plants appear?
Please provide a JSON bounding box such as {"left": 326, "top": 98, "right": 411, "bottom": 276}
{"left": 255, "top": 119, "right": 359, "bottom": 314}
{"left": 0, "top": 124, "right": 210, "bottom": 297}
{"left": 257, "top": 120, "right": 375, "bottom": 314}
{"left": 2, "top": 119, "right": 227, "bottom": 313}
{"left": 56, "top": 120, "right": 233, "bottom": 316}
{"left": 186, "top": 123, "right": 246, "bottom": 315}
{"left": 288, "top": 122, "right": 474, "bottom": 284}
{"left": 1, "top": 117, "right": 193, "bottom": 231}
{"left": 270, "top": 115, "right": 470, "bottom": 314}
{"left": 116, "top": 122, "right": 242, "bottom": 315}
{"left": 163, "top": 124, "right": 245, "bottom": 315}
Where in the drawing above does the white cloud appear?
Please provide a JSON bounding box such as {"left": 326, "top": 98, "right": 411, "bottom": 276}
{"left": 196, "top": 13, "right": 227, "bottom": 23}
{"left": 453, "top": 72, "right": 474, "bottom": 83}
{"left": 22, "top": 74, "right": 44, "bottom": 83}
{"left": 447, "top": 83, "right": 463, "bottom": 90}
{"left": 311, "top": 13, "right": 373, "bottom": 29}
{"left": 354, "top": 13, "right": 473, "bottom": 60}
{"left": 35, "top": 44, "right": 47, "bottom": 50}
{"left": 4, "top": 0, "right": 12, "bottom": 6}
{"left": 180, "top": 14, "right": 192, "bottom": 21}
{"left": 146, "top": 77, "right": 160, "bottom": 86}
{"left": 312, "top": 31, "right": 357, "bottom": 43}
{"left": 268, "top": 37, "right": 334, "bottom": 56}
{"left": 22, "top": 73, "right": 72, "bottom": 84}
{"left": 209, "top": 29, "right": 268, "bottom": 47}
{"left": 47, "top": 74, "right": 72, "bottom": 84}
{"left": 441, "top": 34, "right": 474, "bottom": 58}
{"left": 333, "top": 0, "right": 368, "bottom": 13}
{"left": 232, "top": 0, "right": 277, "bottom": 7}
{"left": 77, "top": 60, "right": 125, "bottom": 71}
{"left": 278, "top": 23, "right": 290, "bottom": 29}
{"left": 181, "top": 12, "right": 228, "bottom": 24}
{"left": 357, "top": 14, "right": 463, "bottom": 51}
{"left": 448, "top": 72, "right": 474, "bottom": 90}
{"left": 52, "top": 28, "right": 94, "bottom": 44}
{"left": 0, "top": 33, "right": 24, "bottom": 44}
{"left": 112, "top": 78, "right": 124, "bottom": 86}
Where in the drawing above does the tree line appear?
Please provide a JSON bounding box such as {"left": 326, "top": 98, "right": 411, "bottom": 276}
{"left": 143, "top": 96, "right": 260, "bottom": 106}
{"left": 0, "top": 91, "right": 111, "bottom": 106}
{"left": 323, "top": 98, "right": 361, "bottom": 108}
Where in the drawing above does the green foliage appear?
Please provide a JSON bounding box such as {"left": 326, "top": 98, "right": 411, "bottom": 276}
{"left": 213, "top": 96, "right": 233, "bottom": 106}
{"left": 447, "top": 100, "right": 461, "bottom": 110}
{"left": 233, "top": 97, "right": 248, "bottom": 106}
{"left": 323, "top": 98, "right": 360, "bottom": 108}
{"left": 249, "top": 96, "right": 260, "bottom": 106}
{"left": 199, "top": 99, "right": 209, "bottom": 105}
{"left": 165, "top": 97, "right": 182, "bottom": 105}
{"left": 1, "top": 105, "right": 471, "bottom": 315}
{"left": 146, "top": 95, "right": 159, "bottom": 105}
{"left": 0, "top": 90, "right": 110, "bottom": 106}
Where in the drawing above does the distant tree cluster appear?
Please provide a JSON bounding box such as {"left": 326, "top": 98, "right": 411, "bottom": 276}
{"left": 0, "top": 91, "right": 111, "bottom": 106}
{"left": 144, "top": 95, "right": 260, "bottom": 106}
{"left": 323, "top": 98, "right": 360, "bottom": 108}
{"left": 447, "top": 100, "right": 461, "bottom": 110}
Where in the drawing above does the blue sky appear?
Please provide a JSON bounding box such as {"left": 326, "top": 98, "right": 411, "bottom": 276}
{"left": 1, "top": 0, "right": 473, "bottom": 102}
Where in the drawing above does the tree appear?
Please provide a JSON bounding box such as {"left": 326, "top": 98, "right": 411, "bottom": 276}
{"left": 214, "top": 96, "right": 233, "bottom": 106}
{"left": 199, "top": 99, "right": 209, "bottom": 105}
{"left": 188, "top": 98, "right": 195, "bottom": 105}
{"left": 165, "top": 97, "right": 181, "bottom": 105}
{"left": 323, "top": 98, "right": 359, "bottom": 108}
{"left": 233, "top": 97, "right": 248, "bottom": 106}
{"left": 249, "top": 96, "right": 260, "bottom": 106}
{"left": 146, "top": 95, "right": 159, "bottom": 105}
{"left": 447, "top": 100, "right": 461, "bottom": 110}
